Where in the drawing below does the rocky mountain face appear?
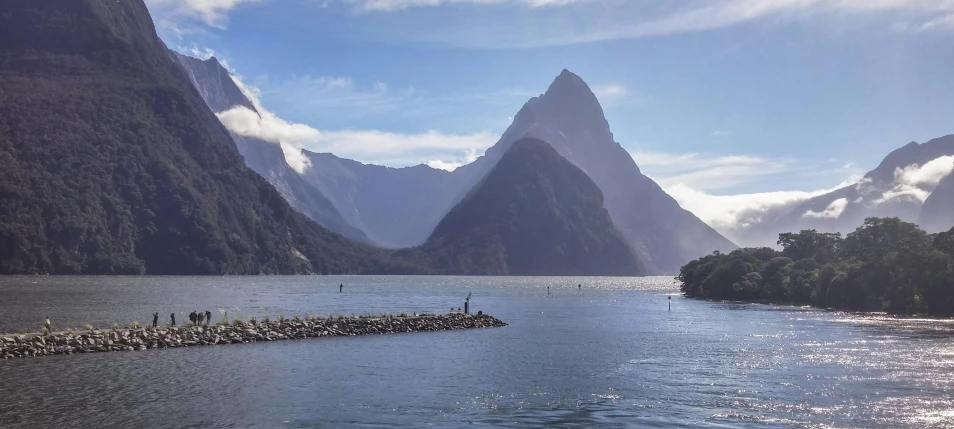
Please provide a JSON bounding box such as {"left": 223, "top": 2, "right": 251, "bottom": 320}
{"left": 401, "top": 138, "right": 641, "bottom": 276}
{"left": 447, "top": 70, "right": 736, "bottom": 274}
{"left": 301, "top": 152, "right": 462, "bottom": 247}
{"left": 171, "top": 53, "right": 370, "bottom": 244}
{"left": 0, "top": 0, "right": 417, "bottom": 274}
{"left": 734, "top": 135, "right": 954, "bottom": 246}
{"left": 920, "top": 170, "right": 954, "bottom": 233}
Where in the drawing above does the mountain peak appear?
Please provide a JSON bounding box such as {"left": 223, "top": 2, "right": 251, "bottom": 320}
{"left": 543, "top": 69, "right": 596, "bottom": 102}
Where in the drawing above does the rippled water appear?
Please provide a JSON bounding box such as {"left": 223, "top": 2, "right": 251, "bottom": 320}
{"left": 1, "top": 276, "right": 953, "bottom": 428}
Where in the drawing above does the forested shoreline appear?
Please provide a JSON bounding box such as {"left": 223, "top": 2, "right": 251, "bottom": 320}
{"left": 678, "top": 217, "right": 954, "bottom": 316}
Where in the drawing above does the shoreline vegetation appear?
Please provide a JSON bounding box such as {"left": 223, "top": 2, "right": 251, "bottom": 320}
{"left": 678, "top": 217, "right": 954, "bottom": 316}
{"left": 0, "top": 313, "right": 507, "bottom": 360}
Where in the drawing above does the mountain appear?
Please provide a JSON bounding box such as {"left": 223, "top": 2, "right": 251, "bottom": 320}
{"left": 920, "top": 171, "right": 954, "bottom": 233}
{"left": 733, "top": 135, "right": 954, "bottom": 246}
{"left": 170, "top": 53, "right": 370, "bottom": 244}
{"left": 0, "top": 0, "right": 418, "bottom": 274}
{"left": 401, "top": 138, "right": 641, "bottom": 276}
{"left": 447, "top": 70, "right": 736, "bottom": 274}
{"left": 300, "top": 152, "right": 462, "bottom": 247}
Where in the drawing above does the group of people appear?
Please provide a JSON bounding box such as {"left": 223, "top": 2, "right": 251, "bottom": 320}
{"left": 151, "top": 310, "right": 212, "bottom": 328}
{"left": 188, "top": 311, "right": 212, "bottom": 326}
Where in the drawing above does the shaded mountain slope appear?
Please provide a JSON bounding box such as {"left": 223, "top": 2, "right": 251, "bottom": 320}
{"left": 920, "top": 171, "right": 954, "bottom": 233}
{"left": 171, "top": 53, "right": 370, "bottom": 244}
{"left": 0, "top": 0, "right": 418, "bottom": 274}
{"left": 400, "top": 138, "right": 641, "bottom": 276}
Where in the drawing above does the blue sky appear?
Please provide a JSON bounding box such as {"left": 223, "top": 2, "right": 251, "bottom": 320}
{"left": 145, "top": 0, "right": 954, "bottom": 230}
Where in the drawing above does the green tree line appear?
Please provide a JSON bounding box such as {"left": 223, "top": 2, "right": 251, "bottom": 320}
{"left": 678, "top": 217, "right": 954, "bottom": 315}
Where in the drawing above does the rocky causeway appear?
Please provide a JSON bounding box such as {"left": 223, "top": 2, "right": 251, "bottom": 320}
{"left": 0, "top": 313, "right": 508, "bottom": 359}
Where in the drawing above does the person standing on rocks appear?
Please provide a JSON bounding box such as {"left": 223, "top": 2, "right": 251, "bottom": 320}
{"left": 197, "top": 312, "right": 205, "bottom": 326}
{"left": 205, "top": 311, "right": 212, "bottom": 326}
{"left": 152, "top": 312, "right": 159, "bottom": 328}
{"left": 45, "top": 316, "right": 52, "bottom": 333}
{"left": 170, "top": 313, "right": 176, "bottom": 326}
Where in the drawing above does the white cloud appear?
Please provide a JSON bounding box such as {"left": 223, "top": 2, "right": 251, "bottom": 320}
{"left": 711, "top": 130, "right": 730, "bottom": 137}
{"left": 630, "top": 150, "right": 792, "bottom": 191}
{"left": 426, "top": 149, "right": 482, "bottom": 171}
{"left": 354, "top": 0, "right": 954, "bottom": 48}
{"left": 347, "top": 0, "right": 583, "bottom": 12}
{"left": 145, "top": 0, "right": 262, "bottom": 33}
{"left": 877, "top": 155, "right": 954, "bottom": 203}
{"left": 591, "top": 83, "right": 628, "bottom": 102}
{"left": 217, "top": 105, "right": 318, "bottom": 173}
{"left": 629, "top": 149, "right": 863, "bottom": 243}
{"left": 307, "top": 130, "right": 496, "bottom": 166}
{"left": 802, "top": 197, "right": 849, "bottom": 219}
{"left": 215, "top": 73, "right": 497, "bottom": 170}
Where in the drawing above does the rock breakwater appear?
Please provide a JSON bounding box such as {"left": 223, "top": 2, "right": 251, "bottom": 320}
{"left": 0, "top": 313, "right": 507, "bottom": 359}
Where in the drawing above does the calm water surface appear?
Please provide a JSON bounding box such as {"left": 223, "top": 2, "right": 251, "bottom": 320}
{"left": 1, "top": 276, "right": 953, "bottom": 428}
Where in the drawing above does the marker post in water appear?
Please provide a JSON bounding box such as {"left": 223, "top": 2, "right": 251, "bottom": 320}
{"left": 668, "top": 296, "right": 671, "bottom": 312}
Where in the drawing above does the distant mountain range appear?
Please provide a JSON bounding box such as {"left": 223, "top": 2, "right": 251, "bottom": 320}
{"left": 180, "top": 55, "right": 737, "bottom": 274}
{"left": 399, "top": 138, "right": 641, "bottom": 275}
{"left": 731, "top": 135, "right": 954, "bottom": 246}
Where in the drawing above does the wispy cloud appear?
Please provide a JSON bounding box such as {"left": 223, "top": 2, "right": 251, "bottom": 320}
{"left": 345, "top": 0, "right": 584, "bottom": 12}
{"left": 630, "top": 151, "right": 794, "bottom": 191}
{"left": 216, "top": 72, "right": 497, "bottom": 171}
{"left": 145, "top": 0, "right": 263, "bottom": 36}
{"left": 346, "top": 0, "right": 954, "bottom": 48}
{"left": 711, "top": 130, "right": 730, "bottom": 137}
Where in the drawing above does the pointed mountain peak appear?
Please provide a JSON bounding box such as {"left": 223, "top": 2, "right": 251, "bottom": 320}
{"left": 543, "top": 69, "right": 597, "bottom": 102}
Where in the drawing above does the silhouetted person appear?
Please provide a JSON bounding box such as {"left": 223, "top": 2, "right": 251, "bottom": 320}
{"left": 152, "top": 312, "right": 159, "bottom": 328}
{"left": 547, "top": 287, "right": 550, "bottom": 296}
{"left": 205, "top": 311, "right": 212, "bottom": 326}
{"left": 339, "top": 284, "right": 343, "bottom": 293}
{"left": 578, "top": 284, "right": 581, "bottom": 291}
{"left": 170, "top": 313, "right": 176, "bottom": 326}
{"left": 45, "top": 316, "right": 51, "bottom": 333}
{"left": 197, "top": 312, "right": 205, "bottom": 326}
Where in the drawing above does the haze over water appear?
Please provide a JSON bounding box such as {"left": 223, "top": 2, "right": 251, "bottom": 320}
{"left": 1, "top": 276, "right": 953, "bottom": 428}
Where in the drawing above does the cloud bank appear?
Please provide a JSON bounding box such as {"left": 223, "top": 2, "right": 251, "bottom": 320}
{"left": 878, "top": 155, "right": 954, "bottom": 203}
{"left": 802, "top": 198, "right": 849, "bottom": 219}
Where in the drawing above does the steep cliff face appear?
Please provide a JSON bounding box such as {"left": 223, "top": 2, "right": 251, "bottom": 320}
{"left": 171, "top": 53, "right": 370, "bottom": 244}
{"left": 449, "top": 70, "right": 736, "bottom": 274}
{"left": 0, "top": 0, "right": 414, "bottom": 274}
{"left": 403, "top": 138, "right": 641, "bottom": 276}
